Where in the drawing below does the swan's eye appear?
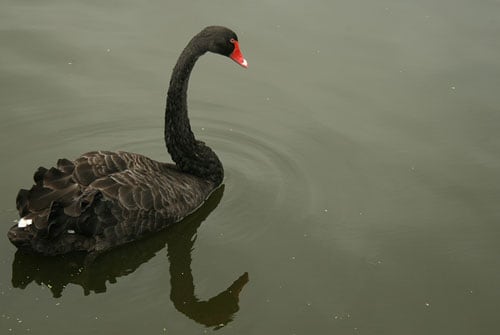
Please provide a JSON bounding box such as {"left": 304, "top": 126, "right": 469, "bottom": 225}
{"left": 230, "top": 38, "right": 236, "bottom": 44}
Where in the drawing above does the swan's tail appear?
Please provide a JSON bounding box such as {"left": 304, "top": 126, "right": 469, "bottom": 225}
{"left": 8, "top": 161, "right": 97, "bottom": 255}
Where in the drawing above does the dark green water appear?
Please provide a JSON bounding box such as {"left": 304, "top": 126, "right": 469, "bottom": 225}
{"left": 1, "top": 0, "right": 500, "bottom": 334}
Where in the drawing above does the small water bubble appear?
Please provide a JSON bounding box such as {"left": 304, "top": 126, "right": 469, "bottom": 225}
{"left": 425, "top": 302, "right": 430, "bottom": 307}
{"left": 323, "top": 209, "right": 328, "bottom": 213}
{"left": 291, "top": 256, "right": 296, "bottom": 260}
{"left": 67, "top": 61, "right": 73, "bottom": 65}
{"left": 106, "top": 48, "right": 111, "bottom": 52}
{"left": 451, "top": 86, "right": 456, "bottom": 90}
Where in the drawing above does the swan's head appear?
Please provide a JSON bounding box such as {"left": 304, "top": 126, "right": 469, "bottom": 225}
{"left": 197, "top": 26, "right": 248, "bottom": 68}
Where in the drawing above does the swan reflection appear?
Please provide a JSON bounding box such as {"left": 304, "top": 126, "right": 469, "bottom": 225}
{"left": 11, "top": 186, "right": 249, "bottom": 327}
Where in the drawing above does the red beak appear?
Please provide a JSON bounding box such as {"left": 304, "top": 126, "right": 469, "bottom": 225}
{"left": 229, "top": 40, "right": 248, "bottom": 68}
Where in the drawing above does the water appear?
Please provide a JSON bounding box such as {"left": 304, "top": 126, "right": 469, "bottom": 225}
{"left": 1, "top": 0, "right": 500, "bottom": 334}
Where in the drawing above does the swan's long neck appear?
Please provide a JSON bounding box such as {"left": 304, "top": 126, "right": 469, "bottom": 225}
{"left": 164, "top": 39, "right": 223, "bottom": 185}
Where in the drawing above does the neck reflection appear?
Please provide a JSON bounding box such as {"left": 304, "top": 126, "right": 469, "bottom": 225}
{"left": 11, "top": 185, "right": 248, "bottom": 328}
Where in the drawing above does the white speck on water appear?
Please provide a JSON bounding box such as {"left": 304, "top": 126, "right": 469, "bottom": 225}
{"left": 201, "top": 127, "right": 205, "bottom": 131}
{"left": 425, "top": 302, "right": 430, "bottom": 307}
{"left": 451, "top": 86, "right": 456, "bottom": 90}
{"left": 68, "top": 61, "right": 73, "bottom": 65}
{"left": 106, "top": 48, "right": 111, "bottom": 52}
{"left": 47, "top": 284, "right": 52, "bottom": 289}
{"left": 291, "top": 256, "right": 296, "bottom": 260}
{"left": 468, "top": 290, "right": 473, "bottom": 294}
{"left": 303, "top": 233, "right": 308, "bottom": 237}
{"left": 67, "top": 230, "right": 75, "bottom": 234}
{"left": 306, "top": 302, "right": 312, "bottom": 306}
{"left": 55, "top": 302, "right": 60, "bottom": 306}
{"left": 163, "top": 328, "right": 167, "bottom": 332}
{"left": 324, "top": 209, "right": 328, "bottom": 212}
{"left": 410, "top": 166, "right": 416, "bottom": 171}
{"left": 359, "top": 212, "right": 363, "bottom": 215}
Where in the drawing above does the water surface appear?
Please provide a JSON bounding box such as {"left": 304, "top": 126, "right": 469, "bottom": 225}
{"left": 1, "top": 0, "right": 500, "bottom": 334}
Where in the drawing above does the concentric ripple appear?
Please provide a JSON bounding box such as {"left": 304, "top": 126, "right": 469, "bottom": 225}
{"left": 187, "top": 115, "right": 314, "bottom": 243}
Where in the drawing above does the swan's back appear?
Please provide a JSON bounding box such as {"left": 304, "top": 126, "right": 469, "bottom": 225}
{"left": 9, "top": 151, "right": 216, "bottom": 255}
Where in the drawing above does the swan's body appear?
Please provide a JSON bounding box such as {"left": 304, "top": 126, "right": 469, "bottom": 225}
{"left": 7, "top": 26, "right": 247, "bottom": 255}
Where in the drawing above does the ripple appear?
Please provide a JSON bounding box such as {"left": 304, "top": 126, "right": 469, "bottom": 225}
{"left": 190, "top": 116, "right": 314, "bottom": 243}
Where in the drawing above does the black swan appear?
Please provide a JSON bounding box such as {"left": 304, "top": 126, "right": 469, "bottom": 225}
{"left": 7, "top": 26, "right": 247, "bottom": 255}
